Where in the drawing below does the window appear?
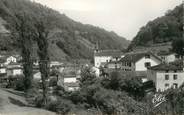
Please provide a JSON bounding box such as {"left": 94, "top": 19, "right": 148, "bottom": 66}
{"left": 165, "top": 75, "right": 169, "bottom": 80}
{"left": 173, "top": 83, "right": 178, "bottom": 89}
{"left": 165, "top": 83, "right": 169, "bottom": 87}
{"left": 145, "top": 62, "right": 151, "bottom": 67}
{"left": 173, "top": 74, "right": 177, "bottom": 80}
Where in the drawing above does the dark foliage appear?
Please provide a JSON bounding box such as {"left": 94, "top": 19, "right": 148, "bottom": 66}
{"left": 101, "top": 71, "right": 145, "bottom": 100}
{"left": 172, "top": 38, "right": 184, "bottom": 58}
{"left": 128, "top": 4, "right": 183, "bottom": 50}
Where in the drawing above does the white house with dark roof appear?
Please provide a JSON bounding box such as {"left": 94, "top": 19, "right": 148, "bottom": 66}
{"left": 157, "top": 52, "right": 179, "bottom": 63}
{"left": 94, "top": 50, "right": 124, "bottom": 68}
{"left": 118, "top": 52, "right": 162, "bottom": 71}
{"left": 147, "top": 61, "right": 184, "bottom": 92}
{"left": 57, "top": 65, "right": 80, "bottom": 91}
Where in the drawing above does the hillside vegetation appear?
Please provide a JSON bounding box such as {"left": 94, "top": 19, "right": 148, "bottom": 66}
{"left": 0, "top": 0, "right": 129, "bottom": 60}
{"left": 128, "top": 4, "right": 183, "bottom": 51}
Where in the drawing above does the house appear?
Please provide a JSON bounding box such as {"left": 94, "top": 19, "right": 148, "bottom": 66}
{"left": 6, "top": 63, "right": 23, "bottom": 77}
{"left": 94, "top": 50, "right": 124, "bottom": 68}
{"left": 57, "top": 66, "right": 80, "bottom": 91}
{"left": 0, "top": 66, "right": 6, "bottom": 74}
{"left": 50, "top": 61, "right": 63, "bottom": 68}
{"left": 104, "top": 61, "right": 121, "bottom": 69}
{"left": 147, "top": 61, "right": 184, "bottom": 92}
{"left": 118, "top": 52, "right": 162, "bottom": 72}
{"left": 4, "top": 55, "right": 22, "bottom": 65}
{"left": 157, "top": 52, "right": 179, "bottom": 63}
{"left": 58, "top": 74, "right": 80, "bottom": 91}
{"left": 64, "top": 82, "right": 79, "bottom": 92}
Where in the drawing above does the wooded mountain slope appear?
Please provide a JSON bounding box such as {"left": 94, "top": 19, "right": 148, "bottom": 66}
{"left": 128, "top": 4, "right": 183, "bottom": 51}
{"left": 0, "top": 0, "right": 129, "bottom": 60}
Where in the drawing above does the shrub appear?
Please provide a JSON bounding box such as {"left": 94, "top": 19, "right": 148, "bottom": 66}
{"left": 14, "top": 77, "right": 25, "bottom": 91}
{"left": 35, "top": 94, "right": 45, "bottom": 108}
{"left": 46, "top": 97, "right": 75, "bottom": 114}
{"left": 49, "top": 77, "right": 58, "bottom": 87}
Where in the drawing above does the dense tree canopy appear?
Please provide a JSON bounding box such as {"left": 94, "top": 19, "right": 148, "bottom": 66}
{"left": 128, "top": 4, "right": 183, "bottom": 50}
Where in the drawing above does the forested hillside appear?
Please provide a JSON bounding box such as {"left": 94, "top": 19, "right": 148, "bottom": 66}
{"left": 0, "top": 0, "right": 129, "bottom": 60}
{"left": 128, "top": 4, "right": 183, "bottom": 51}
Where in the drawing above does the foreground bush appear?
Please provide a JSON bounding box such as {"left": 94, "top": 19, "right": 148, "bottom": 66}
{"left": 14, "top": 77, "right": 25, "bottom": 91}
{"left": 46, "top": 97, "right": 75, "bottom": 114}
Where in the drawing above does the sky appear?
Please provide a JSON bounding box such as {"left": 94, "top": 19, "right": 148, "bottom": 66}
{"left": 33, "top": 0, "right": 182, "bottom": 40}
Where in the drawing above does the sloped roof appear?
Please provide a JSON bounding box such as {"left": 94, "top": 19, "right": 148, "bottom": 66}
{"left": 94, "top": 50, "right": 124, "bottom": 57}
{"left": 149, "top": 63, "right": 183, "bottom": 71}
{"left": 119, "top": 52, "right": 161, "bottom": 63}
{"left": 157, "top": 51, "right": 175, "bottom": 56}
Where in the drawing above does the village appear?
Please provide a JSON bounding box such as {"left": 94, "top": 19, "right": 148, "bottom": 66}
{"left": 0, "top": 46, "right": 183, "bottom": 93}
{"left": 0, "top": 0, "right": 183, "bottom": 114}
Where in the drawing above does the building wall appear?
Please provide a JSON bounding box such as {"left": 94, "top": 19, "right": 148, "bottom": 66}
{"left": 7, "top": 69, "right": 23, "bottom": 76}
{"left": 148, "top": 69, "right": 184, "bottom": 92}
{"left": 156, "top": 71, "right": 184, "bottom": 92}
{"left": 13, "top": 69, "right": 22, "bottom": 76}
{"left": 107, "top": 63, "right": 120, "bottom": 69}
{"left": 160, "top": 54, "right": 178, "bottom": 63}
{"left": 166, "top": 54, "right": 176, "bottom": 63}
{"left": 147, "top": 70, "right": 157, "bottom": 82}
{"left": 135, "top": 56, "right": 161, "bottom": 71}
{"left": 0, "top": 68, "right": 6, "bottom": 74}
{"left": 64, "top": 77, "right": 77, "bottom": 83}
{"left": 67, "top": 86, "right": 79, "bottom": 91}
{"left": 120, "top": 62, "right": 135, "bottom": 71}
{"left": 94, "top": 56, "right": 112, "bottom": 68}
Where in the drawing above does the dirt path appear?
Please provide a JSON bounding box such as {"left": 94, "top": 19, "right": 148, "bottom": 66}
{"left": 0, "top": 88, "right": 56, "bottom": 115}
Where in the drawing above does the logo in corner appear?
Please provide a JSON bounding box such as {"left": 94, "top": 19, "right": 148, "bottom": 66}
{"left": 152, "top": 94, "right": 166, "bottom": 108}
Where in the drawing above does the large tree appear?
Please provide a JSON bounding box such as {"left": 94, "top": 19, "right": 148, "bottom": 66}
{"left": 34, "top": 18, "right": 50, "bottom": 105}
{"left": 13, "top": 12, "right": 34, "bottom": 92}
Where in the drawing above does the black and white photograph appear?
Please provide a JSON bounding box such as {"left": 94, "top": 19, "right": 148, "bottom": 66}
{"left": 0, "top": 0, "right": 183, "bottom": 115}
